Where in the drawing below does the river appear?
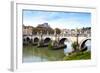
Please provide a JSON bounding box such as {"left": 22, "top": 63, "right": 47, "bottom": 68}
{"left": 23, "top": 40, "right": 91, "bottom": 63}
{"left": 23, "top": 46, "right": 65, "bottom": 63}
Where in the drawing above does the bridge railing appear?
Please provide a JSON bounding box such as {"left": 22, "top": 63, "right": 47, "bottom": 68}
{"left": 31, "top": 33, "right": 91, "bottom": 37}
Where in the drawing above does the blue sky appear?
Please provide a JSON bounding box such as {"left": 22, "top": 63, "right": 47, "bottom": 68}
{"left": 23, "top": 10, "right": 91, "bottom": 29}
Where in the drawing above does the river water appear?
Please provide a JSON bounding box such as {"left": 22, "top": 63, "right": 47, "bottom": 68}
{"left": 23, "top": 40, "right": 91, "bottom": 63}
{"left": 23, "top": 46, "right": 65, "bottom": 63}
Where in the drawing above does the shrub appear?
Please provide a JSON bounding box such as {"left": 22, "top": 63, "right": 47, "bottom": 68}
{"left": 48, "top": 42, "right": 53, "bottom": 49}
{"left": 71, "top": 42, "right": 79, "bottom": 51}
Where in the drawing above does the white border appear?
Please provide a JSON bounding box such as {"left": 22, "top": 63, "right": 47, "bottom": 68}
{"left": 11, "top": 1, "right": 97, "bottom": 72}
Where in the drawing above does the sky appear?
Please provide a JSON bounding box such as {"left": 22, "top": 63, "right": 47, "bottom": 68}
{"left": 23, "top": 10, "right": 91, "bottom": 29}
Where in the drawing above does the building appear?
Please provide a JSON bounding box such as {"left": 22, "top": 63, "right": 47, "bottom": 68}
{"left": 23, "top": 25, "right": 33, "bottom": 36}
{"left": 37, "top": 23, "right": 51, "bottom": 28}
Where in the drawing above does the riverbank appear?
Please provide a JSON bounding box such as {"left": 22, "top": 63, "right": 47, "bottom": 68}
{"left": 63, "top": 51, "right": 91, "bottom": 60}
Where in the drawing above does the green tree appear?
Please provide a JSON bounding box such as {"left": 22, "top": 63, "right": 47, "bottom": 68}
{"left": 55, "top": 28, "right": 61, "bottom": 34}
{"left": 72, "top": 42, "right": 79, "bottom": 51}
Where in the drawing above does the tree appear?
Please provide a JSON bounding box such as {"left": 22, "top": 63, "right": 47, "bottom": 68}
{"left": 55, "top": 28, "right": 61, "bottom": 34}
{"left": 72, "top": 42, "right": 79, "bottom": 51}
{"left": 32, "top": 28, "right": 39, "bottom": 34}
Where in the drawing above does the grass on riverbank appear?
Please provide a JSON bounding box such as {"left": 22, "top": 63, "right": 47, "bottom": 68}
{"left": 63, "top": 51, "right": 91, "bottom": 60}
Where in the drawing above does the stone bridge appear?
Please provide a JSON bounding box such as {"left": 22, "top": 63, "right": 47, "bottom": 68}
{"left": 23, "top": 34, "right": 91, "bottom": 48}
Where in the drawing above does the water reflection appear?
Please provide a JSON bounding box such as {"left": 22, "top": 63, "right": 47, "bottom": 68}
{"left": 23, "top": 46, "right": 65, "bottom": 63}
{"left": 64, "top": 41, "right": 73, "bottom": 55}
{"left": 63, "top": 40, "right": 91, "bottom": 55}
{"left": 85, "top": 40, "right": 91, "bottom": 51}
{"left": 23, "top": 40, "right": 91, "bottom": 63}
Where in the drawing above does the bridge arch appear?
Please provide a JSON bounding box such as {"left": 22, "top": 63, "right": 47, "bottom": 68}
{"left": 59, "top": 38, "right": 72, "bottom": 45}
{"left": 80, "top": 38, "right": 91, "bottom": 50}
{"left": 26, "top": 37, "right": 31, "bottom": 42}
{"left": 33, "top": 37, "right": 39, "bottom": 43}
{"left": 59, "top": 38, "right": 66, "bottom": 44}
{"left": 23, "top": 37, "right": 32, "bottom": 44}
{"left": 23, "top": 38, "right": 27, "bottom": 45}
{"left": 23, "top": 38, "right": 26, "bottom": 42}
{"left": 44, "top": 37, "right": 52, "bottom": 43}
